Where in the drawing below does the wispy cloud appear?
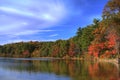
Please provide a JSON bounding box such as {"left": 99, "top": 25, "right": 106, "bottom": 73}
{"left": 13, "top": 30, "right": 55, "bottom": 36}
{"left": 0, "top": 6, "right": 32, "bottom": 16}
{"left": 49, "top": 34, "right": 58, "bottom": 37}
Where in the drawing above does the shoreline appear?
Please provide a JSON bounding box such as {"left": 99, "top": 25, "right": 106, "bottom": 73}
{"left": 98, "top": 58, "right": 118, "bottom": 64}
{"left": 0, "top": 57, "right": 119, "bottom": 68}
{"left": 97, "top": 58, "right": 119, "bottom": 69}
{"left": 0, "top": 56, "right": 119, "bottom": 62}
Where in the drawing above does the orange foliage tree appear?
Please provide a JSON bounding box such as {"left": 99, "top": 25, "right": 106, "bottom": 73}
{"left": 68, "top": 39, "right": 76, "bottom": 57}
{"left": 88, "top": 30, "right": 118, "bottom": 58}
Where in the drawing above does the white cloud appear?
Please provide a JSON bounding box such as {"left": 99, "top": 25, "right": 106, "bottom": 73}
{"left": 49, "top": 34, "right": 58, "bottom": 37}
{"left": 0, "top": 6, "right": 32, "bottom": 16}
{"left": 13, "top": 30, "right": 54, "bottom": 36}
{"left": 3, "top": 38, "right": 56, "bottom": 45}
{"left": 21, "top": 22, "right": 28, "bottom": 25}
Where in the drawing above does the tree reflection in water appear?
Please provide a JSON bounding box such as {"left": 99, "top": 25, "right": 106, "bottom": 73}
{"left": 88, "top": 62, "right": 119, "bottom": 80}
{"left": 0, "top": 58, "right": 119, "bottom": 80}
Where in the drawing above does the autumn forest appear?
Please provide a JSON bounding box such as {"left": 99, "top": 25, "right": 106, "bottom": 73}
{"left": 0, "top": 0, "right": 120, "bottom": 59}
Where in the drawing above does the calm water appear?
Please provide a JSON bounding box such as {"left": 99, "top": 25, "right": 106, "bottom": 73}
{"left": 0, "top": 58, "right": 119, "bottom": 80}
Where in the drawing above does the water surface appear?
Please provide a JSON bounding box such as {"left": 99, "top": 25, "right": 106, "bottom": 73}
{"left": 0, "top": 58, "right": 119, "bottom": 80}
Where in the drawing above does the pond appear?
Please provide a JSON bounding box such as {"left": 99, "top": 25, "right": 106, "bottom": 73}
{"left": 0, "top": 57, "right": 119, "bottom": 80}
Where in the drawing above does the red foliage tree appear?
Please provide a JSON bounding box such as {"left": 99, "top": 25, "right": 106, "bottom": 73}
{"left": 88, "top": 32, "right": 118, "bottom": 58}
{"left": 52, "top": 45, "right": 59, "bottom": 57}
{"left": 23, "top": 50, "right": 30, "bottom": 57}
{"left": 68, "top": 41, "right": 76, "bottom": 57}
{"left": 105, "top": 33, "right": 117, "bottom": 56}
{"left": 88, "top": 43, "right": 105, "bottom": 57}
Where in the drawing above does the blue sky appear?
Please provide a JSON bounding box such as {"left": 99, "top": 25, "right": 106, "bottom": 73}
{"left": 0, "top": 0, "right": 108, "bottom": 44}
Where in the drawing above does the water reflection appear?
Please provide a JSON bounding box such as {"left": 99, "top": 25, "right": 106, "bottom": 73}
{"left": 0, "top": 58, "right": 119, "bottom": 80}
{"left": 88, "top": 62, "right": 119, "bottom": 80}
